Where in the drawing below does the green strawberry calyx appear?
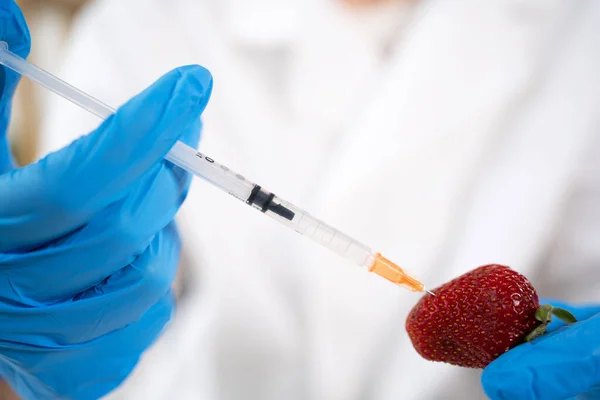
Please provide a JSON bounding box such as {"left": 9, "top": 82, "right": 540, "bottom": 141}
{"left": 525, "top": 304, "right": 578, "bottom": 342}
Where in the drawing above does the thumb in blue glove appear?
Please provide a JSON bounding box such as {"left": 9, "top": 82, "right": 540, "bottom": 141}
{"left": 482, "top": 299, "right": 600, "bottom": 400}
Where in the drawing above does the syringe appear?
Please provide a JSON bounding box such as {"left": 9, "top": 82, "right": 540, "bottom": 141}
{"left": 0, "top": 42, "right": 430, "bottom": 294}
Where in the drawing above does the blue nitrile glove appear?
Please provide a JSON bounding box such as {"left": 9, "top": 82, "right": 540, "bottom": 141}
{"left": 482, "top": 299, "right": 600, "bottom": 400}
{"left": 0, "top": 2, "right": 213, "bottom": 399}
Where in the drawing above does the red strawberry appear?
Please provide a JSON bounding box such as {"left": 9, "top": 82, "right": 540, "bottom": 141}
{"left": 405, "top": 264, "right": 577, "bottom": 369}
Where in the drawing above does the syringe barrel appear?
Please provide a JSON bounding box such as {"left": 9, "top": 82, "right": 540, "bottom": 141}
{"left": 167, "top": 142, "right": 375, "bottom": 269}
{"left": 261, "top": 196, "right": 376, "bottom": 268}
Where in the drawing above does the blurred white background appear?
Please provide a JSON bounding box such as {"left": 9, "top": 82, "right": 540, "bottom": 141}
{"left": 6, "top": 1, "right": 600, "bottom": 399}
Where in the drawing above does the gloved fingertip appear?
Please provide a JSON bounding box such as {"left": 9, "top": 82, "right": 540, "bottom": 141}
{"left": 160, "top": 65, "right": 213, "bottom": 113}
{"left": 480, "top": 369, "right": 500, "bottom": 399}
{"left": 106, "top": 64, "right": 212, "bottom": 153}
{"left": 47, "top": 64, "right": 212, "bottom": 204}
{"left": 481, "top": 365, "right": 534, "bottom": 400}
{"left": 481, "top": 358, "right": 504, "bottom": 395}
{"left": 175, "top": 64, "right": 213, "bottom": 114}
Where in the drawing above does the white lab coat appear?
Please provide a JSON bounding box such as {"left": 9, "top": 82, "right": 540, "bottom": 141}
{"left": 39, "top": 0, "right": 600, "bottom": 399}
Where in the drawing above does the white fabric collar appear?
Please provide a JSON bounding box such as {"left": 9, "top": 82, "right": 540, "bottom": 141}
{"left": 220, "top": 0, "right": 301, "bottom": 48}
{"left": 218, "top": 0, "right": 416, "bottom": 49}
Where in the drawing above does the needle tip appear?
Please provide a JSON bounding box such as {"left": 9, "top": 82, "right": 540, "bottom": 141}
{"left": 425, "top": 289, "right": 436, "bottom": 296}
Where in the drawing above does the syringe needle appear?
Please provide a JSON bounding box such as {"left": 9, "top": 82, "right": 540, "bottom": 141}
{"left": 369, "top": 253, "right": 427, "bottom": 293}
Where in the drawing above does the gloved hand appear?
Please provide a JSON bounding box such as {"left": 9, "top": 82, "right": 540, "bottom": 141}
{"left": 0, "top": 1, "right": 213, "bottom": 399}
{"left": 482, "top": 299, "right": 600, "bottom": 400}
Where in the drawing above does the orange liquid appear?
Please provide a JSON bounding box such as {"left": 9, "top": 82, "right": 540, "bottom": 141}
{"left": 369, "top": 253, "right": 424, "bottom": 292}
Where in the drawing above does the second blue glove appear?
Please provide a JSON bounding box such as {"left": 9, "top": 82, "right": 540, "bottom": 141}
{"left": 482, "top": 299, "right": 600, "bottom": 400}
